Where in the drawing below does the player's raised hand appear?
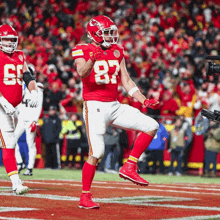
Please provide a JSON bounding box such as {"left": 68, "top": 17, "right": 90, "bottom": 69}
{"left": 143, "top": 98, "right": 160, "bottom": 110}
{"left": 90, "top": 46, "right": 102, "bottom": 62}
{"left": 29, "top": 90, "right": 39, "bottom": 108}
{"left": 0, "top": 96, "right": 15, "bottom": 115}
{"left": 29, "top": 121, "right": 37, "bottom": 132}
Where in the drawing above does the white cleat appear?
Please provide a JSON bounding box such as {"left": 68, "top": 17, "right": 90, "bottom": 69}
{"left": 23, "top": 169, "right": 33, "bottom": 176}
{"left": 13, "top": 185, "right": 29, "bottom": 195}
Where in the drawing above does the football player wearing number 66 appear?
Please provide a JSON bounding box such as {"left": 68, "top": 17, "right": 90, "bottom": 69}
{"left": 72, "top": 15, "right": 159, "bottom": 209}
{"left": 0, "top": 25, "right": 39, "bottom": 195}
{"left": 15, "top": 65, "right": 44, "bottom": 176}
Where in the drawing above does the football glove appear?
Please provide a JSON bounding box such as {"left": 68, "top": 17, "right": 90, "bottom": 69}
{"left": 29, "top": 121, "right": 37, "bottom": 132}
{"left": 29, "top": 90, "right": 39, "bottom": 108}
{"left": 143, "top": 99, "right": 159, "bottom": 110}
{"left": 90, "top": 46, "right": 102, "bottom": 62}
{"left": 0, "top": 96, "right": 15, "bottom": 115}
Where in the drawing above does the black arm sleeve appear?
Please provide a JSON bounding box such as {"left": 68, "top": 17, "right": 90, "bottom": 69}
{"left": 23, "top": 71, "right": 36, "bottom": 87}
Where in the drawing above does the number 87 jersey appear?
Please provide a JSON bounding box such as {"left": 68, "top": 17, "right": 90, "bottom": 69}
{"left": 72, "top": 43, "right": 124, "bottom": 102}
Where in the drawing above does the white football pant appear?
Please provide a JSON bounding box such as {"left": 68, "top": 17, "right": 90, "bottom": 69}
{"left": 14, "top": 120, "right": 36, "bottom": 169}
{"left": 0, "top": 105, "right": 18, "bottom": 149}
{"left": 83, "top": 101, "right": 159, "bottom": 159}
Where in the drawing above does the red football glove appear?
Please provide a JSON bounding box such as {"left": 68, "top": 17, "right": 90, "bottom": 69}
{"left": 29, "top": 121, "right": 37, "bottom": 132}
{"left": 143, "top": 99, "right": 159, "bottom": 110}
{"left": 90, "top": 46, "right": 102, "bottom": 62}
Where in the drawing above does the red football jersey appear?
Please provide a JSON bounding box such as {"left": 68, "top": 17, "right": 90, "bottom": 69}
{"left": 72, "top": 43, "right": 124, "bottom": 102}
{"left": 0, "top": 50, "right": 24, "bottom": 107}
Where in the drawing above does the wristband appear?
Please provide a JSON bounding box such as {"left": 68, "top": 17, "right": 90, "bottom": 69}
{"left": 128, "top": 87, "right": 139, "bottom": 97}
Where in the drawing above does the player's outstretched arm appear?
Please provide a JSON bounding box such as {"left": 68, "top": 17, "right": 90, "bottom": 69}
{"left": 120, "top": 58, "right": 159, "bottom": 109}
{"left": 120, "top": 58, "right": 146, "bottom": 102}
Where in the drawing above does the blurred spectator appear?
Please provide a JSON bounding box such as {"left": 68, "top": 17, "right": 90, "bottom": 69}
{"left": 179, "top": 115, "right": 194, "bottom": 175}
{"left": 191, "top": 40, "right": 207, "bottom": 62}
{"left": 63, "top": 113, "right": 83, "bottom": 169}
{"left": 59, "top": 78, "right": 83, "bottom": 113}
{"left": 42, "top": 64, "right": 63, "bottom": 89}
{"left": 162, "top": 71, "right": 175, "bottom": 90}
{"left": 203, "top": 121, "right": 220, "bottom": 178}
{"left": 43, "top": 82, "right": 65, "bottom": 111}
{"left": 176, "top": 80, "right": 196, "bottom": 125}
{"left": 118, "top": 129, "right": 129, "bottom": 169}
{"left": 160, "top": 90, "right": 179, "bottom": 124}
{"left": 79, "top": 124, "right": 89, "bottom": 169}
{"left": 40, "top": 105, "right": 62, "bottom": 169}
{"left": 194, "top": 82, "right": 209, "bottom": 117}
{"left": 194, "top": 110, "right": 209, "bottom": 176}
{"left": 168, "top": 116, "right": 193, "bottom": 176}
{"left": 58, "top": 105, "right": 69, "bottom": 167}
{"left": 98, "top": 126, "right": 120, "bottom": 173}
{"left": 147, "top": 79, "right": 164, "bottom": 117}
{"left": 139, "top": 123, "right": 168, "bottom": 174}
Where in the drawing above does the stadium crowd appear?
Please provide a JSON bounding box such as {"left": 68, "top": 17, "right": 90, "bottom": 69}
{"left": 1, "top": 0, "right": 220, "bottom": 175}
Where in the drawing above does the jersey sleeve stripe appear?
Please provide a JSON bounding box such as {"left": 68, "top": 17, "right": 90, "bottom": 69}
{"left": 0, "top": 129, "right": 6, "bottom": 148}
{"left": 72, "top": 49, "right": 84, "bottom": 57}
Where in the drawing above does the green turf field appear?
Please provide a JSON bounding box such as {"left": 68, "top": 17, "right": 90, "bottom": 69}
{"left": 0, "top": 166, "right": 219, "bottom": 184}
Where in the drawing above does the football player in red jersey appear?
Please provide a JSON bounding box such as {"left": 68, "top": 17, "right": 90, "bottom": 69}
{"left": 72, "top": 15, "right": 159, "bottom": 209}
{"left": 0, "top": 24, "right": 39, "bottom": 195}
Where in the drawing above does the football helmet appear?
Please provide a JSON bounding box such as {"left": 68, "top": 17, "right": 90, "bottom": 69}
{"left": 0, "top": 25, "right": 18, "bottom": 53}
{"left": 87, "top": 15, "right": 119, "bottom": 48}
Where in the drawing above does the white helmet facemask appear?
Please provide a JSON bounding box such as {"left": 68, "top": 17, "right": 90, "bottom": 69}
{"left": 97, "top": 25, "right": 119, "bottom": 48}
{"left": 0, "top": 36, "right": 18, "bottom": 53}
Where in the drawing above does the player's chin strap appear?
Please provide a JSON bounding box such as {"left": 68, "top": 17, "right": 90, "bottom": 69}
{"left": 201, "top": 109, "right": 220, "bottom": 122}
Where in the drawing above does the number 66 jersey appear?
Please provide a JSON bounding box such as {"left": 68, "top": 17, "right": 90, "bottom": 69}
{"left": 72, "top": 43, "right": 124, "bottom": 102}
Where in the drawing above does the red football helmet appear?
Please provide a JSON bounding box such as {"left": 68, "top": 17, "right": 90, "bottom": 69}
{"left": 0, "top": 24, "right": 18, "bottom": 53}
{"left": 87, "top": 15, "right": 119, "bottom": 48}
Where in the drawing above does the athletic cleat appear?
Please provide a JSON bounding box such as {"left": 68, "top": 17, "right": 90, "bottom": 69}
{"left": 13, "top": 185, "right": 29, "bottom": 195}
{"left": 23, "top": 169, "right": 33, "bottom": 176}
{"left": 79, "top": 193, "right": 100, "bottom": 209}
{"left": 119, "top": 162, "right": 149, "bottom": 186}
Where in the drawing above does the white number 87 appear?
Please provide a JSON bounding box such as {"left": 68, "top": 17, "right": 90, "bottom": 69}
{"left": 93, "top": 60, "right": 120, "bottom": 84}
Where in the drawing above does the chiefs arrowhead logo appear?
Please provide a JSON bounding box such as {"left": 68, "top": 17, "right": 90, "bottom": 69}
{"left": 89, "top": 19, "right": 99, "bottom": 26}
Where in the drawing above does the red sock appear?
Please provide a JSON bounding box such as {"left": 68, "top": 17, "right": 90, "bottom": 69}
{"left": 3, "top": 149, "right": 18, "bottom": 176}
{"left": 128, "top": 133, "right": 154, "bottom": 164}
{"left": 82, "top": 161, "right": 96, "bottom": 193}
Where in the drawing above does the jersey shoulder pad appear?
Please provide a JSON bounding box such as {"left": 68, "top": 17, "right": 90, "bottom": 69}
{"left": 72, "top": 44, "right": 89, "bottom": 59}
{"left": 14, "top": 50, "right": 25, "bottom": 62}
{"left": 111, "top": 44, "right": 124, "bottom": 59}
{"left": 14, "top": 50, "right": 24, "bottom": 56}
{"left": 115, "top": 44, "right": 124, "bottom": 51}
